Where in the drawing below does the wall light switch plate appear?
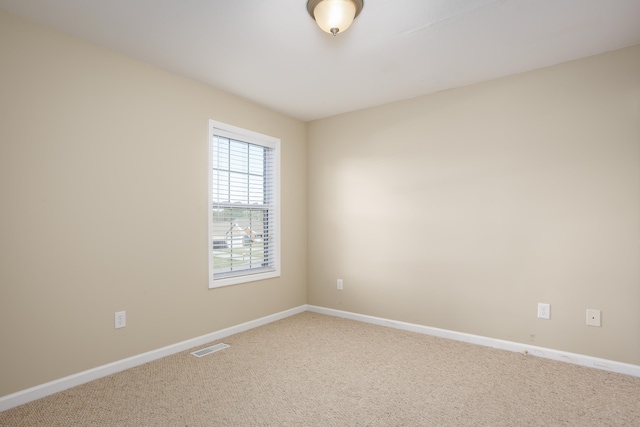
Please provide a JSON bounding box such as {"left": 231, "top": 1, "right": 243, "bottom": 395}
{"left": 586, "top": 309, "right": 601, "bottom": 327}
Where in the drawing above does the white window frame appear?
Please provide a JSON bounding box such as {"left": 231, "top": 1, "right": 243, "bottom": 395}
{"left": 208, "top": 119, "right": 281, "bottom": 288}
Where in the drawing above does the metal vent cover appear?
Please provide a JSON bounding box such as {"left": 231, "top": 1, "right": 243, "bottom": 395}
{"left": 191, "top": 343, "right": 229, "bottom": 357}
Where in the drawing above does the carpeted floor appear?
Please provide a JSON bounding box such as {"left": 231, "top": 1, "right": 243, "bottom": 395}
{"left": 1, "top": 312, "right": 639, "bottom": 426}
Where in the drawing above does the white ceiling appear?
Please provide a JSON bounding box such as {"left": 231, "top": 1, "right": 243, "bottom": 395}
{"left": 1, "top": 0, "right": 639, "bottom": 121}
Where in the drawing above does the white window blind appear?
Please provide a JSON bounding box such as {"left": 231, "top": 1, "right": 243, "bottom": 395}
{"left": 208, "top": 120, "right": 280, "bottom": 288}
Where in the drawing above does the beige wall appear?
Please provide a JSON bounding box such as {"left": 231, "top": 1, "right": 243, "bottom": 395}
{"left": 0, "top": 10, "right": 307, "bottom": 397}
{"left": 308, "top": 44, "right": 640, "bottom": 365}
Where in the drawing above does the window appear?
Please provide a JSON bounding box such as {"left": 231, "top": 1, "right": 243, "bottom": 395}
{"left": 208, "top": 120, "right": 280, "bottom": 288}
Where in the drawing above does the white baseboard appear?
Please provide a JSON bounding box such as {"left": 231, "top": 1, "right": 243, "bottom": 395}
{"left": 0, "top": 305, "right": 307, "bottom": 412}
{"left": 307, "top": 305, "right": 640, "bottom": 378}
{"left": 4, "top": 303, "right": 638, "bottom": 412}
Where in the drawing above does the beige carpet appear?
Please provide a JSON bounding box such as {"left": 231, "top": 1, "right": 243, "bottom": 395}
{"left": 1, "top": 312, "right": 639, "bottom": 426}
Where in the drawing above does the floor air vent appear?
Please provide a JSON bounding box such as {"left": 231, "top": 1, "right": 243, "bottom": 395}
{"left": 191, "top": 343, "right": 230, "bottom": 357}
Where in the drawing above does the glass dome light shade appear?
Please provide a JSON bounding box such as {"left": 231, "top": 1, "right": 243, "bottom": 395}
{"left": 312, "top": 0, "right": 357, "bottom": 35}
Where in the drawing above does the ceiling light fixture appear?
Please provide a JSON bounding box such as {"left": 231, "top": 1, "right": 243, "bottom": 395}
{"left": 307, "top": 0, "right": 364, "bottom": 36}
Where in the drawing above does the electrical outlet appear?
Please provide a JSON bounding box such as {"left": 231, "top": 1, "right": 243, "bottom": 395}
{"left": 537, "top": 303, "right": 550, "bottom": 319}
{"left": 115, "top": 311, "right": 126, "bottom": 329}
{"left": 337, "top": 279, "right": 343, "bottom": 291}
{"left": 586, "top": 309, "right": 601, "bottom": 327}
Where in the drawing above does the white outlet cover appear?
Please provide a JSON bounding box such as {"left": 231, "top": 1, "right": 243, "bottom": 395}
{"left": 537, "top": 303, "right": 550, "bottom": 319}
{"left": 115, "top": 311, "right": 126, "bottom": 329}
{"left": 586, "top": 309, "right": 601, "bottom": 327}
